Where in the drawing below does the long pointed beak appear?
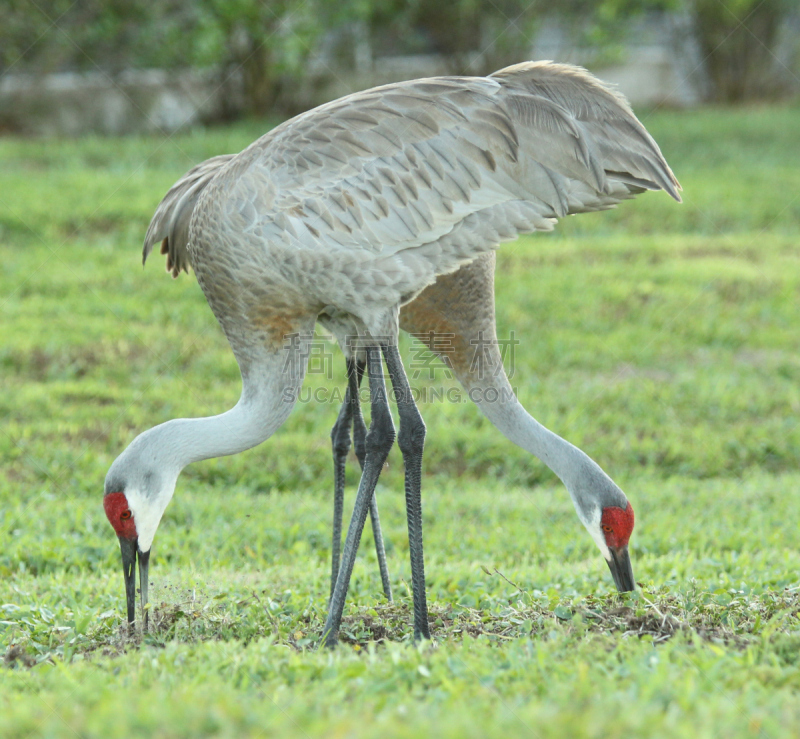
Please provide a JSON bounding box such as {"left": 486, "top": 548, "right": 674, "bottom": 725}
{"left": 119, "top": 536, "right": 138, "bottom": 625}
{"left": 138, "top": 548, "right": 150, "bottom": 628}
{"left": 606, "top": 545, "right": 635, "bottom": 592}
{"left": 118, "top": 536, "right": 150, "bottom": 627}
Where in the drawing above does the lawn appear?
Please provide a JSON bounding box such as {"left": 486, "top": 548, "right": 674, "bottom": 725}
{"left": 1, "top": 103, "right": 800, "bottom": 737}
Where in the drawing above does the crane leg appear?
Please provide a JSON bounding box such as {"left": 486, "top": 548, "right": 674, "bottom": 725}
{"left": 352, "top": 359, "right": 394, "bottom": 603}
{"left": 382, "top": 343, "right": 430, "bottom": 641}
{"left": 323, "top": 346, "right": 395, "bottom": 647}
{"left": 329, "top": 372, "right": 352, "bottom": 601}
{"left": 330, "top": 358, "right": 393, "bottom": 602}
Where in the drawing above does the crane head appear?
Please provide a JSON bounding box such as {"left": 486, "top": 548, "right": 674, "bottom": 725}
{"left": 103, "top": 489, "right": 148, "bottom": 627}
{"left": 567, "top": 460, "right": 636, "bottom": 592}
{"left": 599, "top": 502, "right": 635, "bottom": 592}
{"left": 103, "top": 448, "right": 176, "bottom": 629}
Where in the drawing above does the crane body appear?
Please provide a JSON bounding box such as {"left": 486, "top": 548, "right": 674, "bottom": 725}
{"left": 102, "top": 61, "right": 680, "bottom": 645}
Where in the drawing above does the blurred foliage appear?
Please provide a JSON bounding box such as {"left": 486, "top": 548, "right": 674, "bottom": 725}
{"left": 542, "top": 0, "right": 677, "bottom": 45}
{"left": 692, "top": 0, "right": 794, "bottom": 102}
{"left": 0, "top": 0, "right": 352, "bottom": 117}
{"left": 188, "top": 0, "right": 327, "bottom": 117}
{"left": 367, "top": 0, "right": 539, "bottom": 74}
{"left": 0, "top": 0, "right": 196, "bottom": 74}
{"left": 0, "top": 0, "right": 796, "bottom": 115}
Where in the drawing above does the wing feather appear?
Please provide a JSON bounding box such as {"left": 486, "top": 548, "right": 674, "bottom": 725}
{"left": 183, "top": 62, "right": 679, "bottom": 299}
{"left": 491, "top": 61, "right": 682, "bottom": 201}
{"left": 143, "top": 154, "right": 234, "bottom": 277}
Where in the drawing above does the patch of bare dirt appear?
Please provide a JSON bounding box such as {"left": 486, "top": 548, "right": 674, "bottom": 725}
{"left": 3, "top": 645, "right": 36, "bottom": 668}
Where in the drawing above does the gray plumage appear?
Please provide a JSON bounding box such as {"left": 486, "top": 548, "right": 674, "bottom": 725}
{"left": 144, "top": 61, "right": 679, "bottom": 324}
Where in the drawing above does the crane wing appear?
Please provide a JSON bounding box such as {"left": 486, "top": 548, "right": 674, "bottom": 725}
{"left": 489, "top": 62, "right": 681, "bottom": 199}
{"left": 221, "top": 61, "right": 679, "bottom": 272}
{"left": 143, "top": 154, "right": 235, "bottom": 277}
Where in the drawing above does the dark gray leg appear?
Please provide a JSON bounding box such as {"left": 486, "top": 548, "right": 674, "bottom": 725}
{"left": 382, "top": 344, "right": 430, "bottom": 641}
{"left": 350, "top": 358, "right": 368, "bottom": 466}
{"left": 330, "top": 358, "right": 392, "bottom": 602}
{"left": 323, "top": 346, "right": 395, "bottom": 647}
{"left": 353, "top": 360, "right": 393, "bottom": 602}
{"left": 329, "top": 365, "right": 353, "bottom": 600}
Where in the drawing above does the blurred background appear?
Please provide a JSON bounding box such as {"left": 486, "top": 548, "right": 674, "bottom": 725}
{"left": 1, "top": 0, "right": 798, "bottom": 136}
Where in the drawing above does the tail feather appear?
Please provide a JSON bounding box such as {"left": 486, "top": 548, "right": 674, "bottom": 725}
{"left": 143, "top": 154, "right": 235, "bottom": 277}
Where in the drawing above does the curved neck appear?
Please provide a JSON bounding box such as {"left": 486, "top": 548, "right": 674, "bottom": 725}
{"left": 132, "top": 341, "right": 309, "bottom": 473}
{"left": 459, "top": 372, "right": 603, "bottom": 493}
{"left": 166, "top": 385, "right": 294, "bottom": 467}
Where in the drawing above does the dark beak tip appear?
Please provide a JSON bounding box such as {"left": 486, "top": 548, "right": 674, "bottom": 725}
{"left": 118, "top": 535, "right": 142, "bottom": 627}
{"left": 607, "top": 545, "right": 635, "bottom": 593}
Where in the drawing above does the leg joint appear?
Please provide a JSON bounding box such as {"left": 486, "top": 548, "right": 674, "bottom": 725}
{"left": 331, "top": 418, "right": 352, "bottom": 457}
{"left": 352, "top": 417, "right": 368, "bottom": 465}
{"left": 366, "top": 413, "right": 396, "bottom": 457}
{"left": 331, "top": 433, "right": 351, "bottom": 457}
{"left": 397, "top": 417, "right": 426, "bottom": 457}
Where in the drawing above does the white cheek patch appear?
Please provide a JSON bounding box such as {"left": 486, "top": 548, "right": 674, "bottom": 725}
{"left": 124, "top": 488, "right": 168, "bottom": 553}
{"left": 578, "top": 505, "right": 612, "bottom": 561}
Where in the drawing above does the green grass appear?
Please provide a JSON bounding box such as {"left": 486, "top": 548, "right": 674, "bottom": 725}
{"left": 2, "top": 104, "right": 800, "bottom": 737}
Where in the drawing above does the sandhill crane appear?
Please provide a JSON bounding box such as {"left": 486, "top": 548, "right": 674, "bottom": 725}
{"left": 102, "top": 61, "right": 680, "bottom": 646}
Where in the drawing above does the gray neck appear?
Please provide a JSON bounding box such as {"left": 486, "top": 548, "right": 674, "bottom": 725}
{"left": 464, "top": 375, "right": 622, "bottom": 513}
{"left": 476, "top": 393, "right": 598, "bottom": 488}
{"left": 125, "top": 346, "right": 306, "bottom": 473}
